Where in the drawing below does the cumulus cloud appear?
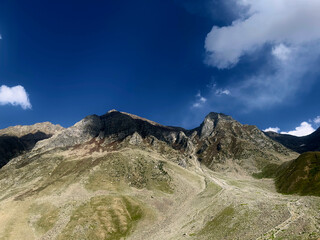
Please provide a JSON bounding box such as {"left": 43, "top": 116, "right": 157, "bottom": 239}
{"left": 203, "top": 0, "right": 320, "bottom": 110}
{"left": 205, "top": 0, "right": 320, "bottom": 68}
{"left": 281, "top": 122, "right": 315, "bottom": 137}
{"left": 263, "top": 127, "right": 280, "bottom": 133}
{"left": 0, "top": 85, "right": 32, "bottom": 109}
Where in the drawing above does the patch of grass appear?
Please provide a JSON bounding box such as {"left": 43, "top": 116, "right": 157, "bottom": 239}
{"left": 58, "top": 196, "right": 144, "bottom": 240}
{"left": 199, "top": 180, "right": 222, "bottom": 198}
{"left": 85, "top": 153, "right": 173, "bottom": 193}
{"left": 197, "top": 206, "right": 236, "bottom": 238}
{"left": 275, "top": 152, "right": 320, "bottom": 196}
{"left": 29, "top": 203, "right": 59, "bottom": 234}
{"left": 252, "top": 163, "right": 280, "bottom": 179}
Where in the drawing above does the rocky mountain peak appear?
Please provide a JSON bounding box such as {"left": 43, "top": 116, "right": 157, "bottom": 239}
{"left": 107, "top": 109, "right": 119, "bottom": 114}
{"left": 205, "top": 112, "right": 234, "bottom": 121}
{"left": 199, "top": 112, "right": 236, "bottom": 139}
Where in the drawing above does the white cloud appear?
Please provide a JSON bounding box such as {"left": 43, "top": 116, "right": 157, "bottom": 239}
{"left": 205, "top": 0, "right": 320, "bottom": 68}
{"left": 263, "top": 127, "right": 280, "bottom": 133}
{"left": 281, "top": 122, "right": 315, "bottom": 137}
{"left": 215, "top": 89, "right": 231, "bottom": 96}
{"left": 272, "top": 44, "right": 291, "bottom": 61}
{"left": 192, "top": 102, "right": 201, "bottom": 108}
{"left": 192, "top": 92, "right": 207, "bottom": 108}
{"left": 0, "top": 85, "right": 32, "bottom": 109}
{"left": 314, "top": 116, "right": 320, "bottom": 124}
{"left": 204, "top": 0, "right": 320, "bottom": 109}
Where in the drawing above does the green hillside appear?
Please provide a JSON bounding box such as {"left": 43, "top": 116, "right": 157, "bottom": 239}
{"left": 276, "top": 152, "right": 320, "bottom": 196}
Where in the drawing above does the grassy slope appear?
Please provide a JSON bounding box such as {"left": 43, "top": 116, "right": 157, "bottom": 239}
{"left": 275, "top": 152, "right": 320, "bottom": 196}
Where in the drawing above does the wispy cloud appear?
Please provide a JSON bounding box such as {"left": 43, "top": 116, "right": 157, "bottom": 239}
{"left": 192, "top": 92, "right": 207, "bottom": 108}
{"left": 0, "top": 85, "right": 32, "bottom": 109}
{"left": 204, "top": 0, "right": 320, "bottom": 110}
{"left": 314, "top": 116, "right": 320, "bottom": 125}
{"left": 313, "top": 116, "right": 320, "bottom": 129}
{"left": 272, "top": 44, "right": 291, "bottom": 61}
{"left": 215, "top": 89, "right": 230, "bottom": 96}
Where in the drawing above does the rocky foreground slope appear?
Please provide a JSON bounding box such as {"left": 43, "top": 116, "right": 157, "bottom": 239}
{"left": 0, "top": 110, "right": 319, "bottom": 240}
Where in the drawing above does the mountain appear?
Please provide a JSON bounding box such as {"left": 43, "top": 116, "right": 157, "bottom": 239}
{"left": 0, "top": 122, "right": 63, "bottom": 168}
{"left": 275, "top": 152, "right": 320, "bottom": 196}
{"left": 0, "top": 110, "right": 319, "bottom": 240}
{"left": 264, "top": 127, "right": 320, "bottom": 153}
{"left": 33, "top": 110, "right": 296, "bottom": 174}
{"left": 192, "top": 112, "right": 294, "bottom": 173}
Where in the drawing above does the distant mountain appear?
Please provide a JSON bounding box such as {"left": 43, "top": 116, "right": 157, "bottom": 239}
{"left": 275, "top": 152, "right": 320, "bottom": 196}
{"left": 265, "top": 127, "right": 320, "bottom": 153}
{"left": 0, "top": 122, "right": 63, "bottom": 168}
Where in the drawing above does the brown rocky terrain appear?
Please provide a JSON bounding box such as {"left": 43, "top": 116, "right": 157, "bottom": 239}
{"left": 0, "top": 110, "right": 318, "bottom": 240}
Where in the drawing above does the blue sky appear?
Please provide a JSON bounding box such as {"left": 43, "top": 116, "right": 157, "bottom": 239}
{"left": 0, "top": 0, "right": 320, "bottom": 136}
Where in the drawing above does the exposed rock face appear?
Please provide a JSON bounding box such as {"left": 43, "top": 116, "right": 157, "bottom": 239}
{"left": 265, "top": 128, "right": 320, "bottom": 153}
{"left": 33, "top": 110, "right": 296, "bottom": 174}
{"left": 34, "top": 111, "right": 187, "bottom": 152}
{"left": 129, "top": 132, "right": 143, "bottom": 145}
{"left": 0, "top": 122, "right": 63, "bottom": 137}
{"left": 0, "top": 122, "right": 64, "bottom": 168}
{"left": 191, "top": 113, "right": 295, "bottom": 173}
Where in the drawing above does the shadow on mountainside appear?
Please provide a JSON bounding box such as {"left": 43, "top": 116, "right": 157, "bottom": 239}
{"left": 0, "top": 131, "right": 52, "bottom": 168}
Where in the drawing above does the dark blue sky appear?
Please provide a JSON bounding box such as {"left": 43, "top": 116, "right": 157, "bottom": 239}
{"left": 0, "top": 0, "right": 319, "bottom": 136}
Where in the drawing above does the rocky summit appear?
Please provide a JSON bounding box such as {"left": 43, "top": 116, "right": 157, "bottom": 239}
{"left": 0, "top": 110, "right": 319, "bottom": 240}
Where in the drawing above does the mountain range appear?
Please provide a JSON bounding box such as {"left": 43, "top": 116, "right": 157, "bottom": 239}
{"left": 0, "top": 110, "right": 319, "bottom": 240}
{"left": 265, "top": 128, "right": 320, "bottom": 153}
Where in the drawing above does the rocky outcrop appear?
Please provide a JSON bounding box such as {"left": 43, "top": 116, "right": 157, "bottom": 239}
{"left": 0, "top": 122, "right": 64, "bottom": 168}
{"left": 0, "top": 122, "right": 63, "bottom": 137}
{"left": 34, "top": 110, "right": 188, "bottom": 152}
{"left": 191, "top": 113, "right": 296, "bottom": 173}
